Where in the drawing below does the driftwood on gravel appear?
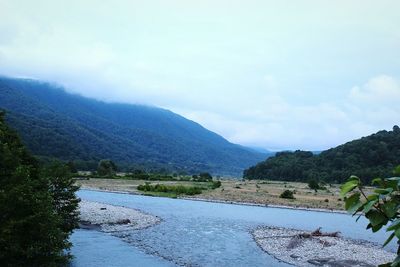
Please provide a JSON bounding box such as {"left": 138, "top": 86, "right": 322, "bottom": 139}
{"left": 253, "top": 226, "right": 396, "bottom": 267}
{"left": 287, "top": 227, "right": 340, "bottom": 249}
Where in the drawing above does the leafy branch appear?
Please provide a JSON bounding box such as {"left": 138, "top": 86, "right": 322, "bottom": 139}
{"left": 341, "top": 167, "right": 400, "bottom": 267}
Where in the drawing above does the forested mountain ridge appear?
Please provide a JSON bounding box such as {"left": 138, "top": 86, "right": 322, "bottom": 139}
{"left": 0, "top": 76, "right": 267, "bottom": 175}
{"left": 243, "top": 126, "right": 400, "bottom": 183}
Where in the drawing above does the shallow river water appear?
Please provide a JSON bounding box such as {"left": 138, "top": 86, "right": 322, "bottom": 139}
{"left": 71, "top": 190, "right": 392, "bottom": 267}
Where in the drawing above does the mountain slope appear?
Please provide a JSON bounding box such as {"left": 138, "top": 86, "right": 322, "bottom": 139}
{"left": 0, "top": 76, "right": 266, "bottom": 175}
{"left": 243, "top": 127, "right": 400, "bottom": 183}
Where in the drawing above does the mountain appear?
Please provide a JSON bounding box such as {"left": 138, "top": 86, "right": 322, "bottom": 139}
{"left": 0, "top": 76, "right": 266, "bottom": 176}
{"left": 246, "top": 146, "right": 274, "bottom": 155}
{"left": 243, "top": 126, "right": 400, "bottom": 183}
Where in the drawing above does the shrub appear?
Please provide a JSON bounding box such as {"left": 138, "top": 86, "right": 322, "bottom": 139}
{"left": 211, "top": 181, "right": 222, "bottom": 189}
{"left": 280, "top": 190, "right": 295, "bottom": 199}
{"left": 308, "top": 179, "right": 320, "bottom": 190}
{"left": 137, "top": 183, "right": 202, "bottom": 196}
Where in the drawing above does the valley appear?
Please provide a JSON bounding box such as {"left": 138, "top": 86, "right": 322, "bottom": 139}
{"left": 76, "top": 178, "right": 351, "bottom": 211}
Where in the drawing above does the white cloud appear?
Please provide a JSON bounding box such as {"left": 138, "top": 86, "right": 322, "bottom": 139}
{"left": 349, "top": 75, "right": 400, "bottom": 105}
{"left": 0, "top": 1, "right": 399, "bottom": 151}
{"left": 175, "top": 75, "right": 400, "bottom": 151}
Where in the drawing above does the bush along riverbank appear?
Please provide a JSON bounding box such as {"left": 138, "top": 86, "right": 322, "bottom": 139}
{"left": 137, "top": 181, "right": 221, "bottom": 198}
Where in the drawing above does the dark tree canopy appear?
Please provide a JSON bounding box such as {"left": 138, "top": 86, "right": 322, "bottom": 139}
{"left": 0, "top": 76, "right": 267, "bottom": 176}
{"left": 0, "top": 111, "right": 79, "bottom": 266}
{"left": 244, "top": 127, "right": 400, "bottom": 183}
{"left": 97, "top": 159, "right": 118, "bottom": 176}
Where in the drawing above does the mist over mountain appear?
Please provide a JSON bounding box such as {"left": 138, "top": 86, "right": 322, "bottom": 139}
{"left": 0, "top": 76, "right": 267, "bottom": 175}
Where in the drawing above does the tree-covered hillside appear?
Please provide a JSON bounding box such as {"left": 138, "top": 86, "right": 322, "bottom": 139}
{"left": 0, "top": 76, "right": 267, "bottom": 175}
{"left": 244, "top": 126, "right": 400, "bottom": 183}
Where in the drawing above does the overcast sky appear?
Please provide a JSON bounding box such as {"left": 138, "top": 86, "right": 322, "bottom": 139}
{"left": 0, "top": 0, "right": 399, "bottom": 151}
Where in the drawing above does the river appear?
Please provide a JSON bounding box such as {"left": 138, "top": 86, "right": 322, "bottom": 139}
{"left": 71, "top": 190, "right": 392, "bottom": 267}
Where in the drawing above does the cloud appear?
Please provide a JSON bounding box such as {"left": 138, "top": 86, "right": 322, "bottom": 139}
{"left": 0, "top": 1, "right": 399, "bottom": 151}
{"left": 176, "top": 75, "right": 399, "bottom": 151}
{"left": 349, "top": 75, "right": 400, "bottom": 105}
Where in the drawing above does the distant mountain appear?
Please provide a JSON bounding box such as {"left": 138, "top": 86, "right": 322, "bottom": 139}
{"left": 0, "top": 76, "right": 266, "bottom": 176}
{"left": 246, "top": 146, "right": 274, "bottom": 155}
{"left": 243, "top": 126, "right": 400, "bottom": 183}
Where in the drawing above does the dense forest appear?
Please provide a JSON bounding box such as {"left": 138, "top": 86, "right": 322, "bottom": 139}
{"left": 0, "top": 111, "right": 79, "bottom": 266}
{"left": 244, "top": 126, "right": 400, "bottom": 183}
{"left": 0, "top": 76, "right": 268, "bottom": 176}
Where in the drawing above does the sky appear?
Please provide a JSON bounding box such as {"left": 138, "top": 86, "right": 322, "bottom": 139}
{"left": 0, "top": 0, "right": 399, "bottom": 151}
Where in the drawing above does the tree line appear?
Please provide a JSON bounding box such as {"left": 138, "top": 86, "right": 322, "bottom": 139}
{"left": 244, "top": 126, "right": 400, "bottom": 184}
{"left": 0, "top": 111, "right": 80, "bottom": 266}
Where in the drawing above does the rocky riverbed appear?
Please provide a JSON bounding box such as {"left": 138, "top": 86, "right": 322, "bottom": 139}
{"left": 79, "top": 200, "right": 161, "bottom": 232}
{"left": 253, "top": 226, "right": 396, "bottom": 267}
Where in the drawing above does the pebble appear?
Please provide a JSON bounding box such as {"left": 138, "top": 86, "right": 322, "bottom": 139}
{"left": 79, "top": 200, "right": 161, "bottom": 232}
{"left": 253, "top": 227, "right": 396, "bottom": 267}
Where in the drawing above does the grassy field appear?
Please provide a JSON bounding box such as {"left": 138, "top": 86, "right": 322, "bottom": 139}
{"left": 75, "top": 178, "right": 351, "bottom": 210}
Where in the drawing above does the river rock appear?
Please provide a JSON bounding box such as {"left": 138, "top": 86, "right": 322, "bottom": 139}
{"left": 253, "top": 226, "right": 395, "bottom": 267}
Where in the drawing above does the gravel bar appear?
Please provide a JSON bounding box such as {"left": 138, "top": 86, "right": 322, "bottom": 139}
{"left": 253, "top": 226, "right": 396, "bottom": 267}
{"left": 79, "top": 200, "right": 161, "bottom": 232}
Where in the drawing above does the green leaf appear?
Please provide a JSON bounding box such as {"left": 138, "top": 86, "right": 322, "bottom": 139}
{"left": 371, "top": 177, "right": 383, "bottom": 186}
{"left": 366, "top": 210, "right": 387, "bottom": 226}
{"left": 372, "top": 223, "right": 384, "bottom": 232}
{"left": 362, "top": 199, "right": 378, "bottom": 213}
{"left": 387, "top": 219, "right": 400, "bottom": 231}
{"left": 366, "top": 194, "right": 379, "bottom": 201}
{"left": 385, "top": 179, "right": 399, "bottom": 191}
{"left": 340, "top": 176, "right": 360, "bottom": 197}
{"left": 374, "top": 188, "right": 393, "bottom": 195}
{"left": 382, "top": 232, "right": 395, "bottom": 247}
{"left": 382, "top": 201, "right": 398, "bottom": 218}
{"left": 394, "top": 165, "right": 400, "bottom": 176}
{"left": 345, "top": 193, "right": 362, "bottom": 214}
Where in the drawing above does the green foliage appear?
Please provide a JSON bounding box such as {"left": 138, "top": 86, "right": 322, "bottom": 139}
{"left": 97, "top": 159, "right": 117, "bottom": 177}
{"left": 211, "top": 180, "right": 222, "bottom": 189}
{"left": 280, "top": 190, "right": 295, "bottom": 199}
{"left": 0, "top": 112, "right": 79, "bottom": 266}
{"left": 193, "top": 172, "right": 213, "bottom": 182}
{"left": 66, "top": 160, "right": 78, "bottom": 173}
{"left": 41, "top": 161, "right": 80, "bottom": 234}
{"left": 244, "top": 126, "right": 400, "bottom": 183}
{"left": 0, "top": 76, "right": 266, "bottom": 176}
{"left": 308, "top": 179, "right": 321, "bottom": 191}
{"left": 341, "top": 169, "right": 400, "bottom": 267}
{"left": 137, "top": 183, "right": 203, "bottom": 196}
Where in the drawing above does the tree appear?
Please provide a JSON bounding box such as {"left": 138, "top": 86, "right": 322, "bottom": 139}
{"left": 308, "top": 179, "right": 321, "bottom": 191}
{"left": 280, "top": 190, "right": 295, "bottom": 199}
{"left": 97, "top": 159, "right": 117, "bottom": 176}
{"left": 198, "top": 172, "right": 212, "bottom": 181}
{"left": 341, "top": 167, "right": 400, "bottom": 267}
{"left": 0, "top": 111, "right": 79, "bottom": 266}
{"left": 42, "top": 161, "right": 80, "bottom": 234}
{"left": 66, "top": 160, "right": 78, "bottom": 173}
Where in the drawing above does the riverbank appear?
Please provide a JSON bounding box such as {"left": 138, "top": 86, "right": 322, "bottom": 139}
{"left": 79, "top": 200, "right": 161, "bottom": 232}
{"left": 253, "top": 226, "right": 395, "bottom": 267}
{"left": 76, "top": 178, "right": 349, "bottom": 211}
{"left": 78, "top": 184, "right": 346, "bottom": 214}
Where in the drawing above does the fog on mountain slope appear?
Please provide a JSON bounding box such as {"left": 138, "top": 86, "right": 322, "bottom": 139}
{"left": 0, "top": 76, "right": 268, "bottom": 176}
